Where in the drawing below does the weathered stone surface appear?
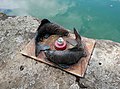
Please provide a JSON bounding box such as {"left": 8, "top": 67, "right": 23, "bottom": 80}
{"left": 0, "top": 13, "right": 120, "bottom": 89}
{"left": 81, "top": 40, "right": 120, "bottom": 89}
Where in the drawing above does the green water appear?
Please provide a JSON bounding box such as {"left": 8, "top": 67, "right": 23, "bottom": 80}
{"left": 0, "top": 0, "right": 120, "bottom": 42}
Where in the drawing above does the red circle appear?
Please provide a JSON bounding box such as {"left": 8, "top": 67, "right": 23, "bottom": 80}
{"left": 54, "top": 40, "right": 67, "bottom": 50}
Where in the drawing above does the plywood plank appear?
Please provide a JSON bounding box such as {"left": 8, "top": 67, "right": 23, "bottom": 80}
{"left": 21, "top": 33, "right": 95, "bottom": 77}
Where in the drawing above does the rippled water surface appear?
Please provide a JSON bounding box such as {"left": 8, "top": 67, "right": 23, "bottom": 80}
{"left": 0, "top": 0, "right": 120, "bottom": 42}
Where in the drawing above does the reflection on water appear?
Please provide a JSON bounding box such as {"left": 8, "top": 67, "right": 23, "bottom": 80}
{"left": 0, "top": 0, "right": 120, "bottom": 42}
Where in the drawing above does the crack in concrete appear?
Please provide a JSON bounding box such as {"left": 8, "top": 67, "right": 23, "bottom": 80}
{"left": 75, "top": 76, "right": 88, "bottom": 89}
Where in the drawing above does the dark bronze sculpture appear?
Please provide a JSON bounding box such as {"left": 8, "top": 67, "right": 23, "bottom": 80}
{"left": 35, "top": 19, "right": 86, "bottom": 68}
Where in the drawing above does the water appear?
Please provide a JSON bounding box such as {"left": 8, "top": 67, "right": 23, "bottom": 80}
{"left": 0, "top": 0, "right": 120, "bottom": 42}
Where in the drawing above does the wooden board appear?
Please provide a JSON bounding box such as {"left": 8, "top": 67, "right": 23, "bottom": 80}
{"left": 21, "top": 33, "right": 95, "bottom": 77}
